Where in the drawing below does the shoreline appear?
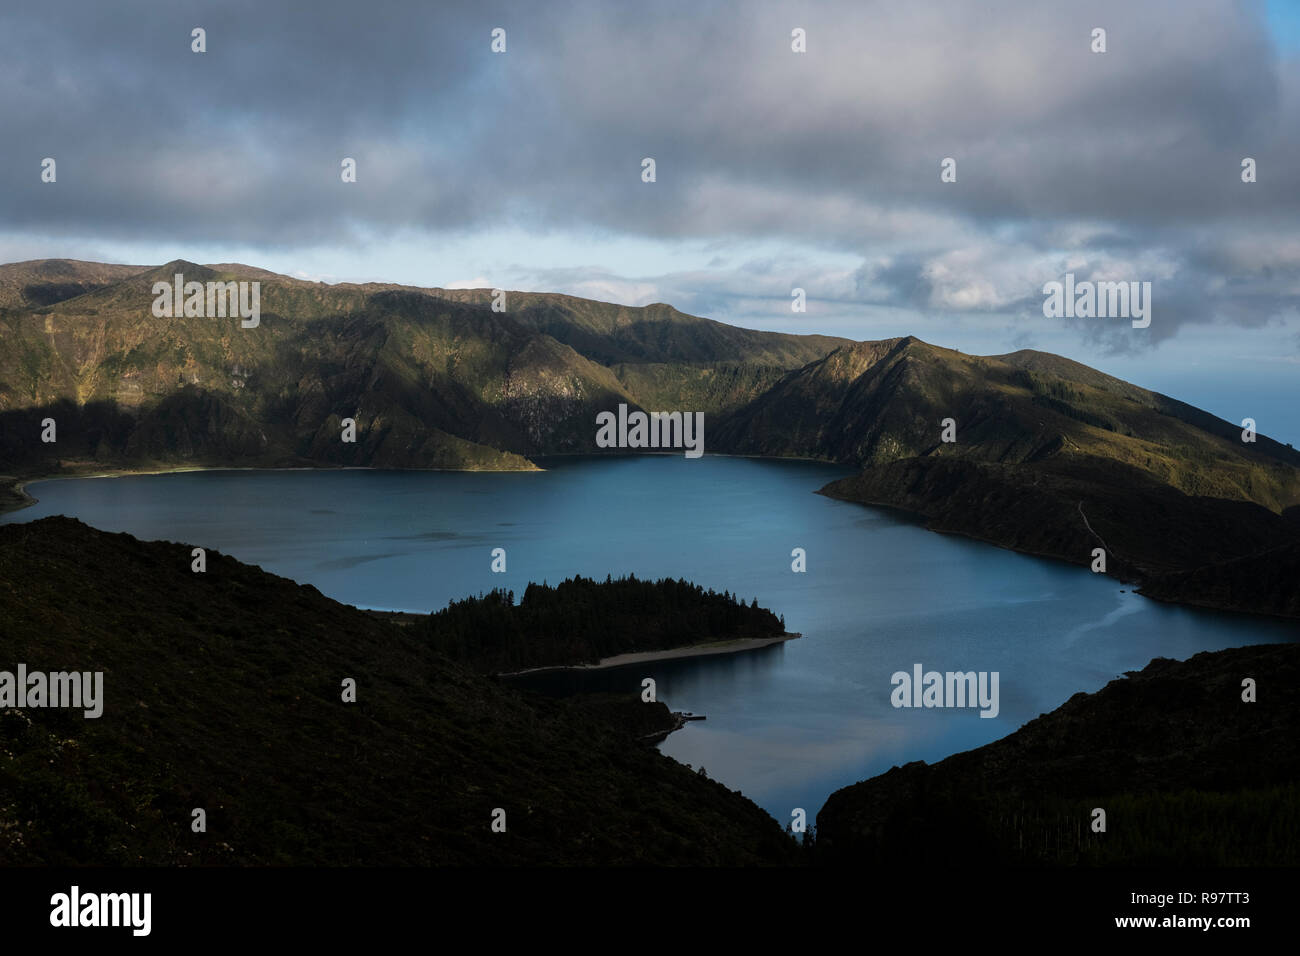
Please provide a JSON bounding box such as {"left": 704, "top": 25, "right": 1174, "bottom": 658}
{"left": 817, "top": 486, "right": 1300, "bottom": 624}
{"left": 0, "top": 476, "right": 38, "bottom": 515}
{"left": 6, "top": 461, "right": 1292, "bottom": 624}
{"left": 0, "top": 450, "right": 845, "bottom": 517}
{"left": 0, "top": 461, "right": 546, "bottom": 516}
{"left": 498, "top": 632, "right": 801, "bottom": 677}
{"left": 2, "top": 465, "right": 230, "bottom": 515}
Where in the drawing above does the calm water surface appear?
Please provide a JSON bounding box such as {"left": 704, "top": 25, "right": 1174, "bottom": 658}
{"left": 7, "top": 456, "right": 1295, "bottom": 822}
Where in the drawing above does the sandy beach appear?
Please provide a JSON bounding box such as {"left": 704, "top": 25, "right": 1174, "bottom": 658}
{"left": 499, "top": 632, "right": 801, "bottom": 677}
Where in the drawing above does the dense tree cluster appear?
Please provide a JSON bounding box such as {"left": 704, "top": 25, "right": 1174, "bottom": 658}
{"left": 421, "top": 574, "right": 785, "bottom": 672}
{"left": 0, "top": 517, "right": 800, "bottom": 866}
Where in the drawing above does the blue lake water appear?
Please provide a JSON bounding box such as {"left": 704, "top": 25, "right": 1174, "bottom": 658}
{"left": 6, "top": 456, "right": 1296, "bottom": 825}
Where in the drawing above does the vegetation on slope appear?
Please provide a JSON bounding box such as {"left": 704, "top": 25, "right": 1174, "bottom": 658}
{"left": 0, "top": 517, "right": 798, "bottom": 866}
{"left": 713, "top": 335, "right": 1300, "bottom": 616}
{"left": 816, "top": 642, "right": 1300, "bottom": 865}
{"left": 420, "top": 575, "right": 785, "bottom": 672}
{"left": 0, "top": 259, "right": 847, "bottom": 480}
{"left": 3, "top": 259, "right": 1297, "bottom": 620}
{"left": 0, "top": 259, "right": 150, "bottom": 310}
{"left": 719, "top": 336, "right": 1300, "bottom": 510}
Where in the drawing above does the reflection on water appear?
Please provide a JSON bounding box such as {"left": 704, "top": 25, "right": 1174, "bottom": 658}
{"left": 7, "top": 456, "right": 1297, "bottom": 823}
{"left": 507, "top": 638, "right": 791, "bottom": 696}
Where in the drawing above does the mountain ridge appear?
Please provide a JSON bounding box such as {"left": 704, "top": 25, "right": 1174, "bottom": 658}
{"left": 816, "top": 641, "right": 1300, "bottom": 865}
{"left": 2, "top": 257, "right": 1297, "bottom": 619}
{"left": 0, "top": 516, "right": 799, "bottom": 865}
{"left": 0, "top": 258, "right": 848, "bottom": 475}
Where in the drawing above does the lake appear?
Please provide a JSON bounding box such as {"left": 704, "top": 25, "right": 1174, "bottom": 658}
{"left": 6, "top": 456, "right": 1296, "bottom": 825}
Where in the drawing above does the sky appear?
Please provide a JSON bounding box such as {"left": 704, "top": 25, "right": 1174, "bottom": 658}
{"left": 1, "top": 0, "right": 1297, "bottom": 441}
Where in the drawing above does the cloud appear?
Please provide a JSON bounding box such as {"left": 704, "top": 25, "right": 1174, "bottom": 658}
{"left": 0, "top": 0, "right": 1295, "bottom": 350}
{"left": 444, "top": 276, "right": 494, "bottom": 290}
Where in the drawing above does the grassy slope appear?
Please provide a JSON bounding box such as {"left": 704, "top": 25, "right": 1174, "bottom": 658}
{"left": 714, "top": 336, "right": 1300, "bottom": 613}
{"left": 0, "top": 260, "right": 151, "bottom": 310}
{"left": 3, "top": 260, "right": 1296, "bottom": 617}
{"left": 0, "top": 260, "right": 847, "bottom": 478}
{"left": 0, "top": 517, "right": 799, "bottom": 866}
{"left": 816, "top": 642, "right": 1300, "bottom": 865}
{"left": 719, "top": 336, "right": 1300, "bottom": 509}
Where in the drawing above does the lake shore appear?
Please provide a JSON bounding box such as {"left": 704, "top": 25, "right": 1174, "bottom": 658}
{"left": 1, "top": 466, "right": 223, "bottom": 515}
{"left": 0, "top": 476, "right": 37, "bottom": 515}
{"left": 10, "top": 459, "right": 1294, "bottom": 624}
{"left": 0, "top": 461, "right": 548, "bottom": 516}
{"left": 816, "top": 483, "right": 1300, "bottom": 622}
{"left": 498, "top": 632, "right": 801, "bottom": 677}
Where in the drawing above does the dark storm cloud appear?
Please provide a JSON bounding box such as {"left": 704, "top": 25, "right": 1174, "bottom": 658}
{"left": 0, "top": 0, "right": 1296, "bottom": 343}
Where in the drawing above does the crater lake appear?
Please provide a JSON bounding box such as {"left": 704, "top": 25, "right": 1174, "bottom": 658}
{"left": 6, "top": 455, "right": 1295, "bottom": 823}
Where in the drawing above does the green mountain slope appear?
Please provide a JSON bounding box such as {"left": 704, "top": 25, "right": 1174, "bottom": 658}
{"left": 0, "top": 259, "right": 151, "bottom": 310}
{"left": 0, "top": 517, "right": 799, "bottom": 866}
{"left": 3, "top": 259, "right": 1296, "bottom": 618}
{"left": 709, "top": 335, "right": 1300, "bottom": 613}
{"left": 816, "top": 642, "right": 1300, "bottom": 865}
{"left": 0, "top": 259, "right": 847, "bottom": 476}
{"left": 717, "top": 336, "right": 1300, "bottom": 508}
